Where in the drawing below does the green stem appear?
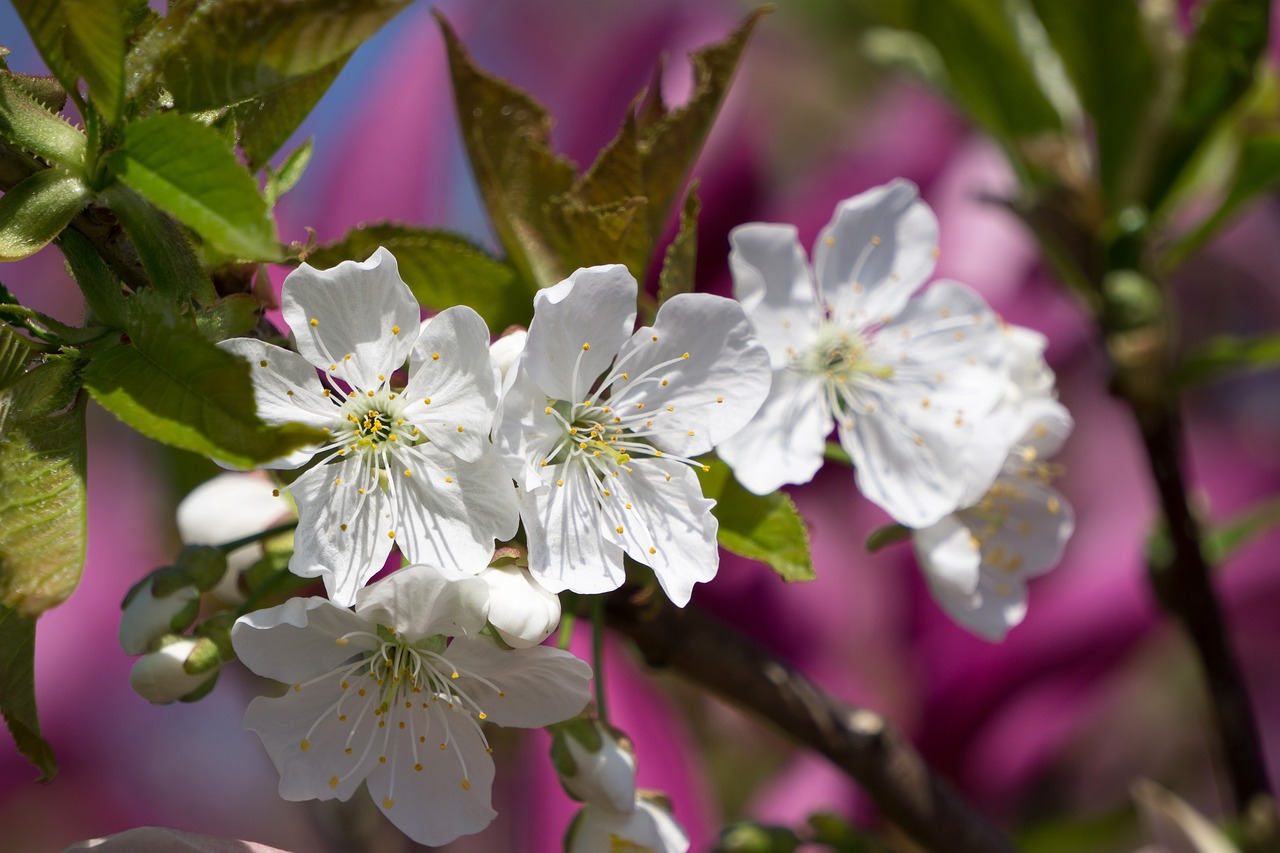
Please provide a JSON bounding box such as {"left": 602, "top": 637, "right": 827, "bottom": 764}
{"left": 556, "top": 612, "right": 576, "bottom": 651}
{"left": 824, "top": 441, "right": 851, "bottom": 466}
{"left": 217, "top": 520, "right": 297, "bottom": 555}
{"left": 234, "top": 564, "right": 307, "bottom": 618}
{"left": 0, "top": 305, "right": 69, "bottom": 346}
{"left": 591, "top": 595, "right": 608, "bottom": 723}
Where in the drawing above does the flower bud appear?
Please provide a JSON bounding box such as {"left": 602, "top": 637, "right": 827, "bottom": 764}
{"left": 551, "top": 718, "right": 637, "bottom": 814}
{"left": 565, "top": 793, "right": 689, "bottom": 853}
{"left": 173, "top": 545, "right": 228, "bottom": 592}
{"left": 177, "top": 472, "right": 292, "bottom": 603}
{"left": 119, "top": 572, "right": 200, "bottom": 656}
{"left": 481, "top": 563, "right": 561, "bottom": 649}
{"left": 129, "top": 637, "right": 220, "bottom": 704}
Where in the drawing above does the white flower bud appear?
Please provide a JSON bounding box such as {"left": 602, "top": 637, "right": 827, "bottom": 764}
{"left": 563, "top": 726, "right": 637, "bottom": 814}
{"left": 176, "top": 472, "right": 292, "bottom": 602}
{"left": 129, "top": 638, "right": 219, "bottom": 704}
{"left": 118, "top": 583, "right": 200, "bottom": 656}
{"left": 489, "top": 329, "right": 527, "bottom": 382}
{"left": 480, "top": 564, "right": 560, "bottom": 648}
{"left": 566, "top": 795, "right": 689, "bottom": 853}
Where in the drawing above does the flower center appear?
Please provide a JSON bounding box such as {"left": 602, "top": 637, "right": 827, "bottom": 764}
{"left": 794, "top": 323, "right": 894, "bottom": 429}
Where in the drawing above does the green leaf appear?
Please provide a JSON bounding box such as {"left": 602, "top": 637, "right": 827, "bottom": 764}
{"left": 57, "top": 228, "right": 127, "bottom": 329}
{"left": 108, "top": 112, "right": 281, "bottom": 262}
{"left": 9, "top": 0, "right": 80, "bottom": 98}
{"left": 1028, "top": 0, "right": 1156, "bottom": 206}
{"left": 0, "top": 323, "right": 35, "bottom": 387}
{"left": 1173, "top": 134, "right": 1280, "bottom": 263}
{"left": 698, "top": 458, "right": 815, "bottom": 583}
{"left": 0, "top": 72, "right": 85, "bottom": 167}
{"left": 657, "top": 185, "right": 700, "bottom": 305}
{"left": 436, "top": 11, "right": 578, "bottom": 291}
{"left": 1204, "top": 496, "right": 1280, "bottom": 566}
{"left": 82, "top": 291, "right": 327, "bottom": 468}
{"left": 158, "top": 0, "right": 411, "bottom": 111}
{"left": 0, "top": 605, "right": 57, "bottom": 782}
{"left": 1176, "top": 333, "right": 1280, "bottom": 386}
{"left": 0, "top": 357, "right": 87, "bottom": 617}
{"left": 870, "top": 0, "right": 1062, "bottom": 144}
{"left": 865, "top": 522, "right": 911, "bottom": 553}
{"left": 195, "top": 293, "right": 260, "bottom": 342}
{"left": 264, "top": 139, "right": 313, "bottom": 208}
{"left": 61, "top": 0, "right": 126, "bottom": 123}
{"left": 6, "top": 74, "right": 68, "bottom": 113}
{"left": 1147, "top": 0, "right": 1272, "bottom": 212}
{"left": 100, "top": 184, "right": 217, "bottom": 306}
{"left": 234, "top": 59, "right": 346, "bottom": 171}
{"left": 0, "top": 168, "right": 90, "bottom": 261}
{"left": 306, "top": 224, "right": 531, "bottom": 332}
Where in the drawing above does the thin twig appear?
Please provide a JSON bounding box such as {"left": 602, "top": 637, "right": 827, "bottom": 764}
{"left": 603, "top": 585, "right": 1020, "bottom": 853}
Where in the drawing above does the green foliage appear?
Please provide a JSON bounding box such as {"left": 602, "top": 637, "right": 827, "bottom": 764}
{"left": 439, "top": 9, "right": 764, "bottom": 290}
{"left": 1177, "top": 333, "right": 1280, "bottom": 386}
{"left": 0, "top": 357, "right": 87, "bottom": 617}
{"left": 1204, "top": 495, "right": 1280, "bottom": 566}
{"left": 195, "top": 294, "right": 261, "bottom": 343}
{"left": 100, "top": 185, "right": 218, "bottom": 306}
{"left": 9, "top": 0, "right": 82, "bottom": 99}
{"left": 1028, "top": 0, "right": 1156, "bottom": 207}
{"left": 1174, "top": 134, "right": 1280, "bottom": 263}
{"left": 61, "top": 0, "right": 126, "bottom": 123}
{"left": 263, "top": 139, "right": 313, "bottom": 208}
{"left": 657, "top": 185, "right": 700, "bottom": 305}
{"left": 864, "top": 522, "right": 911, "bottom": 553}
{"left": 108, "top": 112, "right": 282, "bottom": 262}
{"left": 0, "top": 72, "right": 86, "bottom": 168}
{"left": 1147, "top": 0, "right": 1272, "bottom": 212}
{"left": 82, "top": 291, "right": 326, "bottom": 468}
{"left": 306, "top": 224, "right": 531, "bottom": 332}
{"left": 234, "top": 60, "right": 346, "bottom": 171}
{"left": 0, "top": 168, "right": 90, "bottom": 261}
{"left": 156, "top": 0, "right": 412, "bottom": 111}
{"left": 0, "top": 605, "right": 56, "bottom": 782}
{"left": 58, "top": 229, "right": 127, "bottom": 329}
{"left": 0, "top": 321, "right": 36, "bottom": 386}
{"left": 698, "top": 458, "right": 815, "bottom": 583}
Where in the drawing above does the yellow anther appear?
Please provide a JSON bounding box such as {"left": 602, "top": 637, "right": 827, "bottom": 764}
{"left": 344, "top": 747, "right": 353, "bottom": 755}
{"left": 286, "top": 390, "right": 294, "bottom": 397}
{"left": 557, "top": 479, "right": 565, "bottom": 487}
{"left": 272, "top": 489, "right": 280, "bottom": 497}
{"left": 461, "top": 779, "right": 472, "bottom": 791}
{"left": 602, "top": 490, "right": 610, "bottom": 497}
{"left": 259, "top": 359, "right": 268, "bottom": 368}
{"left": 478, "top": 712, "right": 487, "bottom": 720}
{"left": 334, "top": 478, "right": 342, "bottom": 485}
{"left": 392, "top": 325, "right": 401, "bottom": 334}
{"left": 299, "top": 739, "right": 311, "bottom": 752}
{"left": 682, "top": 352, "right": 689, "bottom": 359}
{"left": 329, "top": 776, "right": 339, "bottom": 789}
{"left": 716, "top": 396, "right": 724, "bottom": 403}
{"left": 616, "top": 525, "right": 624, "bottom": 534}
{"left": 457, "top": 425, "right": 464, "bottom": 433}
{"left": 651, "top": 335, "right": 658, "bottom": 342}
{"left": 323, "top": 389, "right": 331, "bottom": 397}
{"left": 309, "top": 318, "right": 319, "bottom": 327}
{"left": 329, "top": 364, "right": 337, "bottom": 371}
{"left": 921, "top": 399, "right": 931, "bottom": 409}
{"left": 625, "top": 503, "right": 632, "bottom": 509}
{"left": 367, "top": 390, "right": 375, "bottom": 397}
{"left": 388, "top": 531, "right": 396, "bottom": 539}
{"left": 340, "top": 523, "right": 348, "bottom": 531}
{"left": 445, "top": 476, "right": 453, "bottom": 484}
{"left": 870, "top": 235, "right": 882, "bottom": 246}
{"left": 451, "top": 671, "right": 460, "bottom": 679}
{"left": 582, "top": 343, "right": 591, "bottom": 351}
{"left": 335, "top": 637, "right": 349, "bottom": 647}
{"left": 649, "top": 547, "right": 656, "bottom": 554}
{"left": 382, "top": 796, "right": 394, "bottom": 808}
{"left": 404, "top": 469, "right": 412, "bottom": 477}
{"left": 661, "top": 379, "right": 668, "bottom": 386}
{"left": 1047, "top": 497, "right": 1061, "bottom": 514}
{"left": 432, "top": 352, "right": 440, "bottom": 361}
{"left": 622, "top": 373, "right": 629, "bottom": 380}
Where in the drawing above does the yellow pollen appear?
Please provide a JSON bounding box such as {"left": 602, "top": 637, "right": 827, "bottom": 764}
{"left": 259, "top": 359, "right": 268, "bottom": 367}
{"left": 358, "top": 688, "right": 366, "bottom": 696}
{"left": 921, "top": 399, "right": 931, "bottom": 409}
{"left": 272, "top": 489, "right": 280, "bottom": 497}
{"left": 682, "top": 352, "right": 689, "bottom": 359}
{"left": 445, "top": 476, "right": 453, "bottom": 483}
{"left": 557, "top": 479, "right": 565, "bottom": 487}
{"left": 293, "top": 684, "right": 301, "bottom": 692}
{"left": 432, "top": 352, "right": 440, "bottom": 361}
{"left": 340, "top": 523, "right": 348, "bottom": 531}
{"left": 451, "top": 672, "right": 459, "bottom": 679}
{"left": 391, "top": 325, "right": 401, "bottom": 334}
{"left": 616, "top": 525, "right": 624, "bottom": 534}
{"left": 414, "top": 763, "right": 423, "bottom": 772}
{"left": 457, "top": 425, "right": 464, "bottom": 432}
{"left": 636, "top": 403, "right": 645, "bottom": 410}
{"left": 716, "top": 396, "right": 724, "bottom": 403}
{"left": 687, "top": 430, "right": 695, "bottom": 436}
{"left": 649, "top": 547, "right": 656, "bottom": 554}
{"left": 651, "top": 335, "right": 658, "bottom": 342}
{"left": 582, "top": 342, "right": 591, "bottom": 351}
{"left": 666, "top": 406, "right": 674, "bottom": 412}
{"left": 334, "top": 478, "right": 342, "bottom": 485}
{"left": 339, "top": 714, "right": 347, "bottom": 721}
{"left": 329, "top": 776, "right": 338, "bottom": 789}
{"left": 622, "top": 373, "right": 629, "bottom": 380}
{"left": 382, "top": 796, "right": 394, "bottom": 808}
{"left": 602, "top": 490, "right": 610, "bottom": 497}
{"left": 389, "top": 434, "right": 397, "bottom": 442}
{"left": 545, "top": 407, "right": 552, "bottom": 415}
{"left": 323, "top": 389, "right": 331, "bottom": 397}
{"left": 309, "top": 318, "right": 319, "bottom": 327}
{"left": 345, "top": 747, "right": 353, "bottom": 755}
{"left": 461, "top": 779, "right": 472, "bottom": 791}
{"left": 340, "top": 680, "right": 349, "bottom": 688}
{"left": 404, "top": 469, "right": 411, "bottom": 477}
{"left": 367, "top": 390, "right": 374, "bottom": 397}
{"left": 1047, "top": 497, "right": 1062, "bottom": 514}
{"left": 329, "top": 364, "right": 337, "bottom": 371}
{"left": 344, "top": 354, "right": 351, "bottom": 361}
{"left": 399, "top": 721, "right": 406, "bottom": 730}
{"left": 625, "top": 503, "right": 632, "bottom": 509}
{"left": 870, "top": 235, "right": 882, "bottom": 246}
{"left": 358, "top": 488, "right": 366, "bottom": 495}
{"left": 286, "top": 390, "right": 294, "bottom": 397}
{"left": 498, "top": 692, "right": 505, "bottom": 698}
{"left": 378, "top": 721, "right": 385, "bottom": 728}
{"left": 661, "top": 379, "right": 668, "bottom": 386}
{"left": 439, "top": 743, "right": 447, "bottom": 750}
{"left": 299, "top": 739, "right": 311, "bottom": 752}
{"left": 478, "top": 712, "right": 487, "bottom": 720}
{"left": 336, "top": 638, "right": 349, "bottom": 647}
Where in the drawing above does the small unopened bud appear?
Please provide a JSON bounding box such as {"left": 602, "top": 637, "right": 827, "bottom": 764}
{"left": 119, "top": 575, "right": 200, "bottom": 655}
{"left": 129, "top": 638, "right": 220, "bottom": 704}
{"left": 565, "top": 794, "right": 689, "bottom": 853}
{"left": 174, "top": 545, "right": 227, "bottom": 592}
{"left": 551, "top": 718, "right": 637, "bottom": 814}
{"left": 481, "top": 564, "right": 560, "bottom": 649}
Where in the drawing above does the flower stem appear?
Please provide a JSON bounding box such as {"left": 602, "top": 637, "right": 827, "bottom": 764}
{"left": 591, "top": 595, "right": 608, "bottom": 723}
{"left": 556, "top": 612, "right": 576, "bottom": 650}
{"left": 217, "top": 521, "right": 298, "bottom": 554}
{"left": 823, "top": 441, "right": 851, "bottom": 466}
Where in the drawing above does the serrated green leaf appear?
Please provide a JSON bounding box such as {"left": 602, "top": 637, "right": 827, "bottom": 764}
{"left": 6, "top": 74, "right": 68, "bottom": 114}
{"left": 235, "top": 59, "right": 345, "bottom": 171}
{"left": 1176, "top": 333, "right": 1280, "bottom": 386}
{"left": 0, "top": 357, "right": 87, "bottom": 617}
{"left": 698, "top": 457, "right": 814, "bottom": 583}
{"left": 62, "top": 0, "right": 126, "bottom": 124}
{"left": 9, "top": 1, "right": 80, "bottom": 98}
{"left": 100, "top": 184, "right": 217, "bottom": 306}
{"left": 306, "top": 223, "right": 530, "bottom": 331}
{"left": 0, "top": 74, "right": 83, "bottom": 167}
{"left": 437, "top": 11, "right": 577, "bottom": 291}
{"left": 158, "top": 0, "right": 410, "bottom": 111}
{"left": 1147, "top": 0, "right": 1271, "bottom": 212}
{"left": 82, "top": 292, "right": 326, "bottom": 467}
{"left": 195, "top": 293, "right": 260, "bottom": 342}
{"left": 0, "top": 168, "right": 90, "bottom": 261}
{"left": 264, "top": 139, "right": 313, "bottom": 208}
{"left": 58, "top": 229, "right": 127, "bottom": 329}
{"left": 108, "top": 112, "right": 281, "bottom": 261}
{"left": 0, "top": 323, "right": 36, "bottom": 388}
{"left": 0, "top": 605, "right": 57, "bottom": 782}
{"left": 657, "top": 185, "right": 700, "bottom": 305}
{"left": 1029, "top": 0, "right": 1156, "bottom": 207}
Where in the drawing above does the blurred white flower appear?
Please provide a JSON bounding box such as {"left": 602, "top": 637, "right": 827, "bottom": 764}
{"left": 129, "top": 637, "right": 220, "bottom": 704}
{"left": 176, "top": 471, "right": 291, "bottom": 602}
{"left": 567, "top": 793, "right": 690, "bottom": 853}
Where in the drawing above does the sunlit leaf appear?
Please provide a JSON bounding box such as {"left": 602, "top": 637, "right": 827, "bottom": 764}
{"left": 263, "top": 139, "right": 313, "bottom": 208}
{"left": 0, "top": 357, "right": 87, "bottom": 617}
{"left": 698, "top": 457, "right": 815, "bottom": 583}
{"left": 100, "top": 185, "right": 217, "bottom": 306}
{"left": 0, "top": 168, "right": 90, "bottom": 261}
{"left": 306, "top": 223, "right": 530, "bottom": 331}
{"left": 62, "top": 0, "right": 126, "bottom": 123}
{"left": 657, "top": 185, "right": 700, "bottom": 305}
{"left": 0, "top": 606, "right": 56, "bottom": 782}
{"left": 234, "top": 59, "right": 346, "bottom": 171}
{"left": 82, "top": 291, "right": 326, "bottom": 468}
{"left": 9, "top": 0, "right": 80, "bottom": 97}
{"left": 108, "top": 112, "right": 282, "bottom": 261}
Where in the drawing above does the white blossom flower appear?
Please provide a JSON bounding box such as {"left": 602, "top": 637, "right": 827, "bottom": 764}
{"left": 567, "top": 794, "right": 690, "bottom": 853}
{"left": 718, "top": 180, "right": 1014, "bottom": 528}
{"left": 231, "top": 564, "right": 592, "bottom": 847}
{"left": 912, "top": 397, "right": 1074, "bottom": 640}
{"left": 219, "top": 248, "right": 518, "bottom": 605}
{"left": 552, "top": 719, "right": 638, "bottom": 814}
{"left": 495, "top": 265, "right": 771, "bottom": 606}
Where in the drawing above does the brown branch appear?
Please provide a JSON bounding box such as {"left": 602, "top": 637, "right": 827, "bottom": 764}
{"left": 604, "top": 585, "right": 1020, "bottom": 853}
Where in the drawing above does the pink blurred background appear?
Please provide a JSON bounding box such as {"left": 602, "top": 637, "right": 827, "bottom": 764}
{"left": 3, "top": 1, "right": 1279, "bottom": 850}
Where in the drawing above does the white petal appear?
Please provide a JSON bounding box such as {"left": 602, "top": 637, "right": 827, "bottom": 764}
{"left": 289, "top": 456, "right": 396, "bottom": 606}
{"left": 354, "top": 564, "right": 490, "bottom": 642}
{"left": 961, "top": 478, "right": 1074, "bottom": 581}
{"left": 364, "top": 703, "right": 498, "bottom": 846}
{"left": 244, "top": 679, "right": 380, "bottom": 803}
{"left": 283, "top": 247, "right": 420, "bottom": 390}
{"left": 494, "top": 362, "right": 562, "bottom": 491}
{"left": 442, "top": 638, "right": 592, "bottom": 728}
{"left": 119, "top": 584, "right": 199, "bottom": 655}
{"left": 1010, "top": 398, "right": 1073, "bottom": 462}
{"left": 217, "top": 338, "right": 333, "bottom": 468}
{"left": 523, "top": 463, "right": 626, "bottom": 595}
{"left": 489, "top": 329, "right": 527, "bottom": 383}
{"left": 929, "top": 567, "right": 1027, "bottom": 642}
{"left": 231, "top": 596, "right": 374, "bottom": 683}
{"left": 570, "top": 799, "right": 690, "bottom": 853}
{"left": 399, "top": 306, "right": 498, "bottom": 462}
{"left": 597, "top": 459, "right": 718, "bottom": 608}
{"left": 609, "top": 293, "right": 772, "bottom": 458}
{"left": 481, "top": 565, "right": 562, "bottom": 648}
{"left": 129, "top": 640, "right": 217, "bottom": 703}
{"left": 814, "top": 179, "right": 939, "bottom": 325}
{"left": 728, "top": 223, "right": 820, "bottom": 367}
{"left": 1001, "top": 324, "right": 1056, "bottom": 402}
{"left": 525, "top": 265, "right": 637, "bottom": 401}
{"left": 177, "top": 471, "right": 293, "bottom": 578}
{"left": 912, "top": 514, "right": 982, "bottom": 599}
{"left": 717, "top": 368, "right": 831, "bottom": 495}
{"left": 562, "top": 728, "right": 637, "bottom": 814}
{"left": 395, "top": 444, "right": 519, "bottom": 575}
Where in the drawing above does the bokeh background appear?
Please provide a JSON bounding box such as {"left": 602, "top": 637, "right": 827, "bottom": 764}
{"left": 3, "top": 1, "right": 1280, "bottom": 850}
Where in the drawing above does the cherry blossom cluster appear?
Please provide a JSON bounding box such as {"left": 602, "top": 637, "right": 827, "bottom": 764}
{"left": 719, "top": 180, "right": 1074, "bottom": 639}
